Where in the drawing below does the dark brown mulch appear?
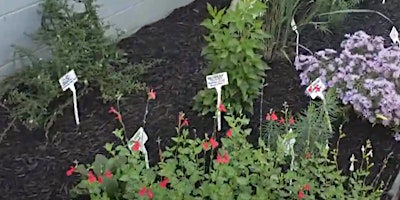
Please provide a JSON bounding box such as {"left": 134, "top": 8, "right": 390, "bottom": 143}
{"left": 0, "top": 0, "right": 399, "bottom": 199}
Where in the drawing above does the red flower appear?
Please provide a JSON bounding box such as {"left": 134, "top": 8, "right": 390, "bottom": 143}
{"left": 265, "top": 113, "right": 271, "bottom": 121}
{"left": 216, "top": 152, "right": 230, "bottom": 164}
{"left": 209, "top": 137, "right": 219, "bottom": 148}
{"left": 298, "top": 189, "right": 305, "bottom": 199}
{"left": 148, "top": 88, "right": 156, "bottom": 100}
{"left": 218, "top": 103, "right": 227, "bottom": 112}
{"left": 88, "top": 171, "right": 97, "bottom": 183}
{"left": 97, "top": 175, "right": 103, "bottom": 184}
{"left": 289, "top": 116, "right": 295, "bottom": 125}
{"left": 279, "top": 117, "right": 285, "bottom": 124}
{"left": 147, "top": 189, "right": 154, "bottom": 199}
{"left": 160, "top": 177, "right": 169, "bottom": 188}
{"left": 303, "top": 183, "right": 311, "bottom": 191}
{"left": 105, "top": 170, "right": 113, "bottom": 178}
{"left": 66, "top": 166, "right": 75, "bottom": 176}
{"left": 138, "top": 186, "right": 147, "bottom": 196}
{"left": 108, "top": 106, "right": 122, "bottom": 121}
{"left": 132, "top": 141, "right": 141, "bottom": 151}
{"left": 271, "top": 112, "right": 278, "bottom": 121}
{"left": 305, "top": 152, "right": 311, "bottom": 159}
{"left": 182, "top": 118, "right": 189, "bottom": 126}
{"left": 202, "top": 142, "right": 210, "bottom": 150}
{"left": 226, "top": 129, "right": 232, "bottom": 138}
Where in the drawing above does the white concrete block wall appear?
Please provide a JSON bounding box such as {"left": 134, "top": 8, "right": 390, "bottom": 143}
{"left": 0, "top": 0, "right": 194, "bottom": 81}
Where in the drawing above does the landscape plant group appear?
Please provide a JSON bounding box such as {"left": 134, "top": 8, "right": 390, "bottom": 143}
{"left": 0, "top": 0, "right": 397, "bottom": 199}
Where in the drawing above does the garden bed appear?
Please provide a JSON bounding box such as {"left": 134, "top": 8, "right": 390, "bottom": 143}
{"left": 0, "top": 0, "right": 399, "bottom": 199}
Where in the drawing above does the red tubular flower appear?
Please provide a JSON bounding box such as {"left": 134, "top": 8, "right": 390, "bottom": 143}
{"left": 182, "top": 118, "right": 189, "bottom": 126}
{"left": 138, "top": 186, "right": 147, "bottom": 196}
{"left": 160, "top": 177, "right": 169, "bottom": 188}
{"left": 88, "top": 171, "right": 97, "bottom": 183}
{"left": 216, "top": 152, "right": 230, "bottom": 164}
{"left": 226, "top": 129, "right": 232, "bottom": 138}
{"left": 132, "top": 141, "right": 141, "bottom": 151}
{"left": 298, "top": 189, "right": 305, "bottom": 199}
{"left": 105, "top": 170, "right": 113, "bottom": 178}
{"left": 202, "top": 142, "right": 210, "bottom": 150}
{"left": 218, "top": 103, "right": 227, "bottom": 112}
{"left": 265, "top": 113, "right": 271, "bottom": 121}
{"left": 289, "top": 116, "right": 295, "bottom": 125}
{"left": 271, "top": 112, "right": 278, "bottom": 121}
{"left": 97, "top": 175, "right": 103, "bottom": 184}
{"left": 303, "top": 183, "right": 311, "bottom": 191}
{"left": 147, "top": 189, "right": 154, "bottom": 199}
{"left": 148, "top": 88, "right": 156, "bottom": 100}
{"left": 108, "top": 106, "right": 122, "bottom": 121}
{"left": 209, "top": 137, "right": 219, "bottom": 148}
{"left": 66, "top": 166, "right": 75, "bottom": 176}
{"left": 279, "top": 117, "right": 285, "bottom": 124}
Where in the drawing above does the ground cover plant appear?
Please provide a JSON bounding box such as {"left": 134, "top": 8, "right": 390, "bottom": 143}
{"left": 0, "top": 0, "right": 399, "bottom": 199}
{"left": 0, "top": 0, "right": 153, "bottom": 137}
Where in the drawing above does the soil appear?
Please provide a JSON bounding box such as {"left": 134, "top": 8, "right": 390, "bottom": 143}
{"left": 0, "top": 0, "right": 400, "bottom": 199}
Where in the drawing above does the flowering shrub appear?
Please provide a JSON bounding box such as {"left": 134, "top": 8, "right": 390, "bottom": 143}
{"left": 295, "top": 30, "right": 400, "bottom": 128}
{"left": 69, "top": 102, "right": 382, "bottom": 199}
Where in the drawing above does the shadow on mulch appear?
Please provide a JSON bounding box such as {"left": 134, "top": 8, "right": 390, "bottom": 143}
{"left": 0, "top": 0, "right": 399, "bottom": 199}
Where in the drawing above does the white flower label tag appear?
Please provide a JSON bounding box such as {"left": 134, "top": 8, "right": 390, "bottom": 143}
{"left": 390, "top": 26, "right": 400, "bottom": 46}
{"left": 129, "top": 127, "right": 150, "bottom": 169}
{"left": 306, "top": 78, "right": 326, "bottom": 100}
{"left": 59, "top": 70, "right": 80, "bottom": 125}
{"left": 206, "top": 72, "right": 229, "bottom": 131}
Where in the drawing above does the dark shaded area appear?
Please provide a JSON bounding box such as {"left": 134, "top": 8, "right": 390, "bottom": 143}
{"left": 0, "top": 0, "right": 399, "bottom": 199}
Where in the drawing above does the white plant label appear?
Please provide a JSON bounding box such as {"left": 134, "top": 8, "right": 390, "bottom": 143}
{"left": 382, "top": 0, "right": 385, "bottom": 4}
{"left": 306, "top": 78, "right": 326, "bottom": 100}
{"left": 206, "top": 72, "right": 229, "bottom": 131}
{"left": 129, "top": 127, "right": 150, "bottom": 169}
{"left": 390, "top": 26, "right": 400, "bottom": 46}
{"left": 59, "top": 70, "right": 80, "bottom": 125}
{"left": 291, "top": 18, "right": 300, "bottom": 56}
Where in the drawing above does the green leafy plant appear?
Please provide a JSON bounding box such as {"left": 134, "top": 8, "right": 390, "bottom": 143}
{"left": 69, "top": 100, "right": 384, "bottom": 199}
{"left": 193, "top": 2, "right": 270, "bottom": 116}
{"left": 0, "top": 0, "right": 154, "bottom": 135}
{"left": 262, "top": 88, "right": 343, "bottom": 157}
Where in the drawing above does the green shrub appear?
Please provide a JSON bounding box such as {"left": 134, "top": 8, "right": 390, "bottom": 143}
{"left": 0, "top": 0, "right": 152, "bottom": 134}
{"left": 193, "top": 2, "right": 269, "bottom": 116}
{"left": 69, "top": 110, "right": 383, "bottom": 199}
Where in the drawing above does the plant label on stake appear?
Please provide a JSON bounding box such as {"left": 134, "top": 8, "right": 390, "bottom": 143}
{"left": 291, "top": 18, "right": 300, "bottom": 56}
{"left": 59, "top": 70, "right": 80, "bottom": 125}
{"left": 305, "top": 78, "right": 333, "bottom": 137}
{"left": 305, "top": 78, "right": 326, "bottom": 100}
{"left": 390, "top": 26, "right": 400, "bottom": 47}
{"left": 206, "top": 72, "right": 229, "bottom": 131}
{"left": 129, "top": 127, "right": 150, "bottom": 169}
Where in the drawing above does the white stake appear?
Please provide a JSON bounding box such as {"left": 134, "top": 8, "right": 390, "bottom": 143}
{"left": 291, "top": 18, "right": 300, "bottom": 56}
{"left": 59, "top": 70, "right": 80, "bottom": 126}
{"left": 216, "top": 86, "right": 222, "bottom": 131}
{"left": 206, "top": 72, "right": 229, "bottom": 132}
{"left": 70, "top": 86, "right": 80, "bottom": 125}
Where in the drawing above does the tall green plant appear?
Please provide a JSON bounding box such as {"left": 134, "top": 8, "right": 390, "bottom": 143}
{"left": 0, "top": 0, "right": 151, "bottom": 134}
{"left": 193, "top": 2, "right": 270, "bottom": 116}
{"left": 262, "top": 0, "right": 366, "bottom": 61}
